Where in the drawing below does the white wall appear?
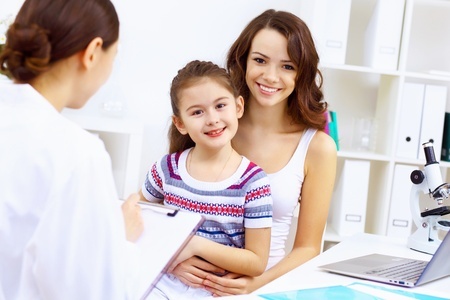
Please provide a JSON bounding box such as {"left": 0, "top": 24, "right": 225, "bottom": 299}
{"left": 2, "top": 0, "right": 302, "bottom": 185}
{"left": 114, "top": 0, "right": 302, "bottom": 184}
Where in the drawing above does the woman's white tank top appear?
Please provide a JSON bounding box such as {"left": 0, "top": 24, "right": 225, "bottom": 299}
{"left": 266, "top": 128, "right": 317, "bottom": 269}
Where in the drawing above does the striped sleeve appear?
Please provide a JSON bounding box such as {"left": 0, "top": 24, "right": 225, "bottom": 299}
{"left": 243, "top": 169, "right": 273, "bottom": 229}
{"left": 141, "top": 159, "right": 165, "bottom": 202}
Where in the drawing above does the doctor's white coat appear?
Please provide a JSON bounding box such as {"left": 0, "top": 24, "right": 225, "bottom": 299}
{"left": 0, "top": 82, "right": 141, "bottom": 300}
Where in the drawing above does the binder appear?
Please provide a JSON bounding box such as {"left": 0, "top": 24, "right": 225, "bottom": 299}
{"left": 386, "top": 164, "right": 415, "bottom": 238}
{"left": 417, "top": 85, "right": 448, "bottom": 160}
{"left": 396, "top": 83, "right": 425, "bottom": 159}
{"left": 441, "top": 113, "right": 450, "bottom": 162}
{"left": 133, "top": 201, "right": 204, "bottom": 299}
{"left": 299, "top": 0, "right": 351, "bottom": 65}
{"left": 363, "top": 0, "right": 405, "bottom": 70}
{"left": 328, "top": 110, "right": 340, "bottom": 151}
{"left": 328, "top": 159, "right": 371, "bottom": 237}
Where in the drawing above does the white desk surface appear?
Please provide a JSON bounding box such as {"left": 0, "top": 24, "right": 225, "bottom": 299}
{"left": 225, "top": 233, "right": 450, "bottom": 299}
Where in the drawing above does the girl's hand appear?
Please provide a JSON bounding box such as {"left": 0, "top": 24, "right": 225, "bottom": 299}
{"left": 170, "top": 256, "right": 227, "bottom": 288}
{"left": 203, "top": 272, "right": 258, "bottom": 296}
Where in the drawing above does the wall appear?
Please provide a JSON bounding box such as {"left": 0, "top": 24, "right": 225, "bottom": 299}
{"left": 113, "top": 0, "right": 302, "bottom": 184}
{"left": 2, "top": 0, "right": 302, "bottom": 186}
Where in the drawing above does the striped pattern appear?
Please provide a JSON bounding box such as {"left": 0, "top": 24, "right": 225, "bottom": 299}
{"left": 142, "top": 150, "right": 273, "bottom": 248}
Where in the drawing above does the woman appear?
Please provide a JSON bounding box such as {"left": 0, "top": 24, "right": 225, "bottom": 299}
{"left": 171, "top": 9, "right": 337, "bottom": 296}
{"left": 0, "top": 0, "right": 144, "bottom": 299}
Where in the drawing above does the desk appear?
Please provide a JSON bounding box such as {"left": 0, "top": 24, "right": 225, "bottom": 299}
{"left": 227, "top": 233, "right": 450, "bottom": 299}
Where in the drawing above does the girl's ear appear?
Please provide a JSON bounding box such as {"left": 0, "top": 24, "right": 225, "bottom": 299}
{"left": 172, "top": 115, "right": 188, "bottom": 135}
{"left": 236, "top": 96, "right": 245, "bottom": 119}
{"left": 81, "top": 37, "right": 103, "bottom": 70}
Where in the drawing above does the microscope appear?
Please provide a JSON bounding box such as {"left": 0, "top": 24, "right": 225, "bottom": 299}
{"left": 408, "top": 142, "right": 450, "bottom": 254}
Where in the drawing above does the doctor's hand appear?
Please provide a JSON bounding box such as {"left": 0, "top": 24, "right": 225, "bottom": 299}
{"left": 121, "top": 193, "right": 143, "bottom": 242}
{"left": 170, "top": 256, "right": 227, "bottom": 289}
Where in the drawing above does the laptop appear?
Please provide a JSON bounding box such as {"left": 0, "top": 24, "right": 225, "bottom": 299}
{"left": 318, "top": 231, "right": 450, "bottom": 287}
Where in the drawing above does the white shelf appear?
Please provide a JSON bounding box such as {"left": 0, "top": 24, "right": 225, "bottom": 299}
{"left": 62, "top": 110, "right": 143, "bottom": 135}
{"left": 337, "top": 150, "right": 390, "bottom": 162}
{"left": 404, "top": 71, "right": 450, "bottom": 82}
{"left": 302, "top": 0, "right": 450, "bottom": 245}
{"left": 321, "top": 63, "right": 401, "bottom": 76}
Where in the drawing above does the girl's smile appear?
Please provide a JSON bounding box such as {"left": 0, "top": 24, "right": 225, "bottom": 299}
{"left": 205, "top": 128, "right": 226, "bottom": 137}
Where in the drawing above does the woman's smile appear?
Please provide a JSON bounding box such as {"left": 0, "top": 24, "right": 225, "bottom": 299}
{"left": 258, "top": 83, "right": 280, "bottom": 94}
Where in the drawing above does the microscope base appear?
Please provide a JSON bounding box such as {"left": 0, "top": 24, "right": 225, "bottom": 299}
{"left": 407, "top": 234, "right": 440, "bottom": 255}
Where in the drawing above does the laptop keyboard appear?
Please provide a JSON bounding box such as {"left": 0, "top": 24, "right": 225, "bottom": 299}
{"left": 364, "top": 260, "right": 427, "bottom": 281}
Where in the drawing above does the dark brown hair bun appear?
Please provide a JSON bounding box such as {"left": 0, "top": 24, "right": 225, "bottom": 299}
{"left": 3, "top": 23, "right": 51, "bottom": 81}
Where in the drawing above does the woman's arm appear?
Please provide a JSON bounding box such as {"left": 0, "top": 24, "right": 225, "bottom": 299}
{"left": 170, "top": 227, "right": 271, "bottom": 277}
{"left": 202, "top": 132, "right": 337, "bottom": 295}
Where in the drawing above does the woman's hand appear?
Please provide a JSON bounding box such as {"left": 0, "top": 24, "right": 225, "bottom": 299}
{"left": 121, "top": 193, "right": 143, "bottom": 242}
{"left": 170, "top": 256, "right": 227, "bottom": 289}
{"left": 203, "top": 272, "right": 259, "bottom": 296}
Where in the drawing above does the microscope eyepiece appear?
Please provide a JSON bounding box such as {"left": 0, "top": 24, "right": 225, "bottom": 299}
{"left": 423, "top": 142, "right": 438, "bottom": 165}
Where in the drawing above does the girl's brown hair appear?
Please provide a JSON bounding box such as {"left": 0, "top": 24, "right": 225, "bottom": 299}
{"left": 227, "top": 9, "right": 327, "bottom": 129}
{"left": 0, "top": 0, "right": 119, "bottom": 82}
{"left": 168, "top": 60, "right": 239, "bottom": 153}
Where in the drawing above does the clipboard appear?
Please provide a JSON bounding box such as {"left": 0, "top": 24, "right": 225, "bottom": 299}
{"left": 134, "top": 201, "right": 204, "bottom": 299}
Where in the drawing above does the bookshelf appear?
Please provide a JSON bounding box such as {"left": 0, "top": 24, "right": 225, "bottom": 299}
{"left": 298, "top": 0, "right": 450, "bottom": 245}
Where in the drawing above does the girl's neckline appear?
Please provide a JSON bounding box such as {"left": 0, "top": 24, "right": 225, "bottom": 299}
{"left": 178, "top": 148, "right": 247, "bottom": 190}
{"left": 187, "top": 147, "right": 234, "bottom": 182}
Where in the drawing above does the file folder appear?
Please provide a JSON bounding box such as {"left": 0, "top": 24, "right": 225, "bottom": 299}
{"left": 328, "top": 159, "right": 371, "bottom": 237}
{"left": 133, "top": 201, "right": 204, "bottom": 299}
{"left": 396, "top": 83, "right": 425, "bottom": 159}
{"left": 417, "top": 85, "right": 447, "bottom": 160}
{"left": 386, "top": 164, "right": 415, "bottom": 238}
{"left": 299, "top": 0, "right": 351, "bottom": 65}
{"left": 363, "top": 0, "right": 405, "bottom": 70}
{"left": 441, "top": 113, "right": 450, "bottom": 162}
{"left": 328, "top": 110, "right": 340, "bottom": 151}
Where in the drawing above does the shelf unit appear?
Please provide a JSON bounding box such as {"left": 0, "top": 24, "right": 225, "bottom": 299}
{"left": 304, "top": 0, "right": 450, "bottom": 245}
{"left": 62, "top": 110, "right": 144, "bottom": 200}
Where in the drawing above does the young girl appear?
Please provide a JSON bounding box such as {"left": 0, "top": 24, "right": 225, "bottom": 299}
{"left": 140, "top": 60, "right": 273, "bottom": 298}
{"left": 171, "top": 9, "right": 337, "bottom": 295}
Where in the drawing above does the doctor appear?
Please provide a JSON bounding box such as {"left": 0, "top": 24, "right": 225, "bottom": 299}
{"left": 0, "top": 0, "right": 144, "bottom": 299}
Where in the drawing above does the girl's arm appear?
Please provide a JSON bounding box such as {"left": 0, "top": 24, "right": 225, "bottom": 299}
{"left": 202, "top": 132, "right": 337, "bottom": 295}
{"left": 170, "top": 227, "right": 271, "bottom": 277}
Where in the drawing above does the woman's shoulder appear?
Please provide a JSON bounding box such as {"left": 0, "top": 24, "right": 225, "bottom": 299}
{"left": 33, "top": 115, "right": 113, "bottom": 179}
{"left": 310, "top": 130, "right": 337, "bottom": 151}
{"left": 306, "top": 130, "right": 337, "bottom": 163}
{"left": 62, "top": 118, "right": 106, "bottom": 152}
